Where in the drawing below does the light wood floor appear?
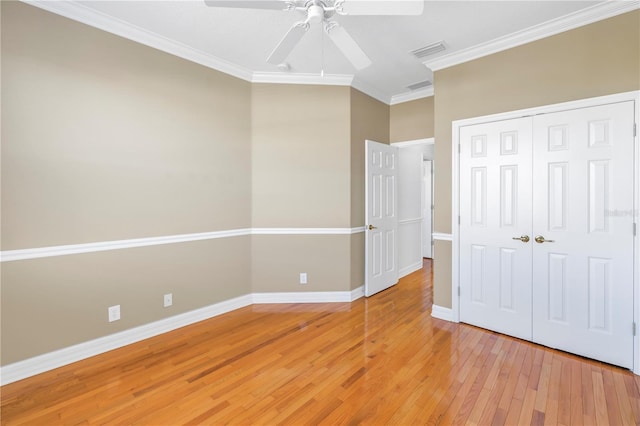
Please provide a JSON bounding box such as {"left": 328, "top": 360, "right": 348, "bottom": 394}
{"left": 2, "top": 259, "right": 639, "bottom": 425}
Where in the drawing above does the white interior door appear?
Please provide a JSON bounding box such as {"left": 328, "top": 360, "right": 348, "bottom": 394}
{"left": 365, "top": 140, "right": 398, "bottom": 297}
{"left": 531, "top": 101, "right": 635, "bottom": 369}
{"left": 423, "top": 160, "right": 433, "bottom": 258}
{"left": 459, "top": 117, "right": 534, "bottom": 340}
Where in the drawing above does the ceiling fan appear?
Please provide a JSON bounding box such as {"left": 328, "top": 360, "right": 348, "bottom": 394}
{"left": 203, "top": 1, "right": 424, "bottom": 70}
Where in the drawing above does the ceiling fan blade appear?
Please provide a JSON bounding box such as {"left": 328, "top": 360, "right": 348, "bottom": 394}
{"left": 204, "top": 1, "right": 294, "bottom": 11}
{"left": 336, "top": 0, "right": 424, "bottom": 16}
{"left": 267, "top": 23, "right": 309, "bottom": 65}
{"left": 325, "top": 23, "right": 372, "bottom": 70}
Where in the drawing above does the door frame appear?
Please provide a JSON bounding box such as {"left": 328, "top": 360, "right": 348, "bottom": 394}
{"left": 451, "top": 90, "right": 640, "bottom": 374}
{"left": 422, "top": 159, "right": 434, "bottom": 258}
{"left": 391, "top": 138, "right": 435, "bottom": 268}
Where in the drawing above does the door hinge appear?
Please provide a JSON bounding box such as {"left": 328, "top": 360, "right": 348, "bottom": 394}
{"left": 634, "top": 223, "right": 637, "bottom": 237}
{"left": 458, "top": 216, "right": 461, "bottom": 225}
{"left": 458, "top": 287, "right": 461, "bottom": 296}
{"left": 634, "top": 123, "right": 637, "bottom": 137}
{"left": 634, "top": 322, "right": 636, "bottom": 336}
{"left": 458, "top": 144, "right": 461, "bottom": 154}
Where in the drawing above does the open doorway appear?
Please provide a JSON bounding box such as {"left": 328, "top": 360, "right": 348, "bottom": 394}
{"left": 392, "top": 138, "right": 434, "bottom": 278}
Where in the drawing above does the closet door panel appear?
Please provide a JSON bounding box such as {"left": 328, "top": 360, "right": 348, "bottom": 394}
{"left": 531, "top": 101, "right": 635, "bottom": 369}
{"left": 459, "top": 117, "right": 533, "bottom": 340}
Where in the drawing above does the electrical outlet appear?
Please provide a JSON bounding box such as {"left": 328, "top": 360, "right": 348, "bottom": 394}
{"left": 299, "top": 273, "right": 308, "bottom": 284}
{"left": 164, "top": 293, "right": 173, "bottom": 307}
{"left": 108, "top": 305, "right": 120, "bottom": 322}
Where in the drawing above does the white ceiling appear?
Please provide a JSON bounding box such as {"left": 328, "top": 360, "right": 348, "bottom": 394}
{"left": 27, "top": 0, "right": 638, "bottom": 104}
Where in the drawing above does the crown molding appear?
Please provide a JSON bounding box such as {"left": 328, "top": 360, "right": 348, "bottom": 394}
{"left": 423, "top": 1, "right": 640, "bottom": 72}
{"left": 23, "top": 0, "right": 255, "bottom": 82}
{"left": 22, "top": 0, "right": 638, "bottom": 105}
{"left": 389, "top": 87, "right": 434, "bottom": 105}
{"left": 351, "top": 77, "right": 391, "bottom": 104}
{"left": 252, "top": 72, "right": 353, "bottom": 86}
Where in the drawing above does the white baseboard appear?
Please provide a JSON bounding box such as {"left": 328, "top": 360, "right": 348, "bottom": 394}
{"left": 350, "top": 285, "right": 365, "bottom": 301}
{"left": 0, "top": 294, "right": 253, "bottom": 386}
{"left": 431, "top": 304, "right": 455, "bottom": 322}
{"left": 398, "top": 261, "right": 423, "bottom": 279}
{"left": 252, "top": 287, "right": 363, "bottom": 304}
{"left": 0, "top": 287, "right": 367, "bottom": 386}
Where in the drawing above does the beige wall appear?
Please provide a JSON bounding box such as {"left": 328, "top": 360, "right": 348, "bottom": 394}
{"left": 251, "top": 84, "right": 352, "bottom": 228}
{"left": 250, "top": 83, "right": 354, "bottom": 293}
{"left": 390, "top": 96, "right": 434, "bottom": 143}
{"left": 251, "top": 235, "right": 351, "bottom": 293}
{"left": 349, "top": 88, "right": 390, "bottom": 226}
{"left": 250, "top": 86, "right": 388, "bottom": 293}
{"left": 1, "top": 2, "right": 252, "bottom": 249}
{"left": 432, "top": 10, "right": 640, "bottom": 308}
{"left": 349, "top": 88, "right": 389, "bottom": 289}
{"left": 1, "top": 2, "right": 253, "bottom": 364}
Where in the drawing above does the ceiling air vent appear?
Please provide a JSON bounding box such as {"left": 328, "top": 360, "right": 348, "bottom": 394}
{"left": 407, "top": 80, "right": 433, "bottom": 91}
{"left": 410, "top": 41, "right": 446, "bottom": 59}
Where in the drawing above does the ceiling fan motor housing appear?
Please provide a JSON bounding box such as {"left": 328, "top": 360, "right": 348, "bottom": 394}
{"left": 307, "top": 4, "right": 325, "bottom": 23}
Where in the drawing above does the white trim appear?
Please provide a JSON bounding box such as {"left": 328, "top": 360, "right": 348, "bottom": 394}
{"left": 399, "top": 217, "right": 422, "bottom": 226}
{"left": 453, "top": 91, "right": 640, "bottom": 128}
{"left": 431, "top": 304, "right": 455, "bottom": 322}
{"left": 0, "top": 229, "right": 252, "bottom": 262}
{"left": 252, "top": 227, "right": 365, "bottom": 235}
{"left": 452, "top": 90, "right": 640, "bottom": 374}
{"left": 398, "top": 260, "right": 423, "bottom": 279}
{"left": 391, "top": 137, "right": 434, "bottom": 148}
{"left": 424, "top": 1, "right": 640, "bottom": 72}
{"left": 0, "top": 227, "right": 366, "bottom": 262}
{"left": 432, "top": 232, "right": 453, "bottom": 242}
{"left": 252, "top": 72, "right": 353, "bottom": 87}
{"left": 635, "top": 92, "right": 640, "bottom": 375}
{"left": 350, "top": 285, "right": 365, "bottom": 301}
{"left": 252, "top": 288, "right": 362, "bottom": 304}
{"left": 351, "top": 77, "right": 392, "bottom": 105}
{"left": 0, "top": 294, "right": 254, "bottom": 386}
{"left": 389, "top": 87, "right": 434, "bottom": 106}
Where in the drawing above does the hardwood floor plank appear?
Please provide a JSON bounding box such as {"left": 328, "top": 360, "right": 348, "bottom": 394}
{"left": 593, "top": 370, "right": 610, "bottom": 425}
{"left": 569, "top": 360, "right": 583, "bottom": 425}
{"left": 612, "top": 372, "right": 636, "bottom": 426}
{"left": 557, "top": 356, "right": 572, "bottom": 425}
{"left": 602, "top": 368, "right": 623, "bottom": 426}
{"left": 2, "top": 259, "right": 637, "bottom": 425}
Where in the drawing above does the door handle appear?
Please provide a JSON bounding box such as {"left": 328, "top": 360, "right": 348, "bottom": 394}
{"left": 512, "top": 235, "right": 530, "bottom": 243}
{"left": 534, "top": 235, "right": 555, "bottom": 243}
{"left": 368, "top": 225, "right": 377, "bottom": 230}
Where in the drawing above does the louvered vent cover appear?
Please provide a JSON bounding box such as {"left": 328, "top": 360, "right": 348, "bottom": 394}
{"left": 410, "top": 41, "right": 446, "bottom": 59}
{"left": 407, "top": 80, "right": 433, "bottom": 91}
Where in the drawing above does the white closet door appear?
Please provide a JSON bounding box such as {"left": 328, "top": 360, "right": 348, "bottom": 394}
{"left": 459, "top": 117, "right": 533, "bottom": 340}
{"left": 531, "top": 101, "right": 635, "bottom": 369}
